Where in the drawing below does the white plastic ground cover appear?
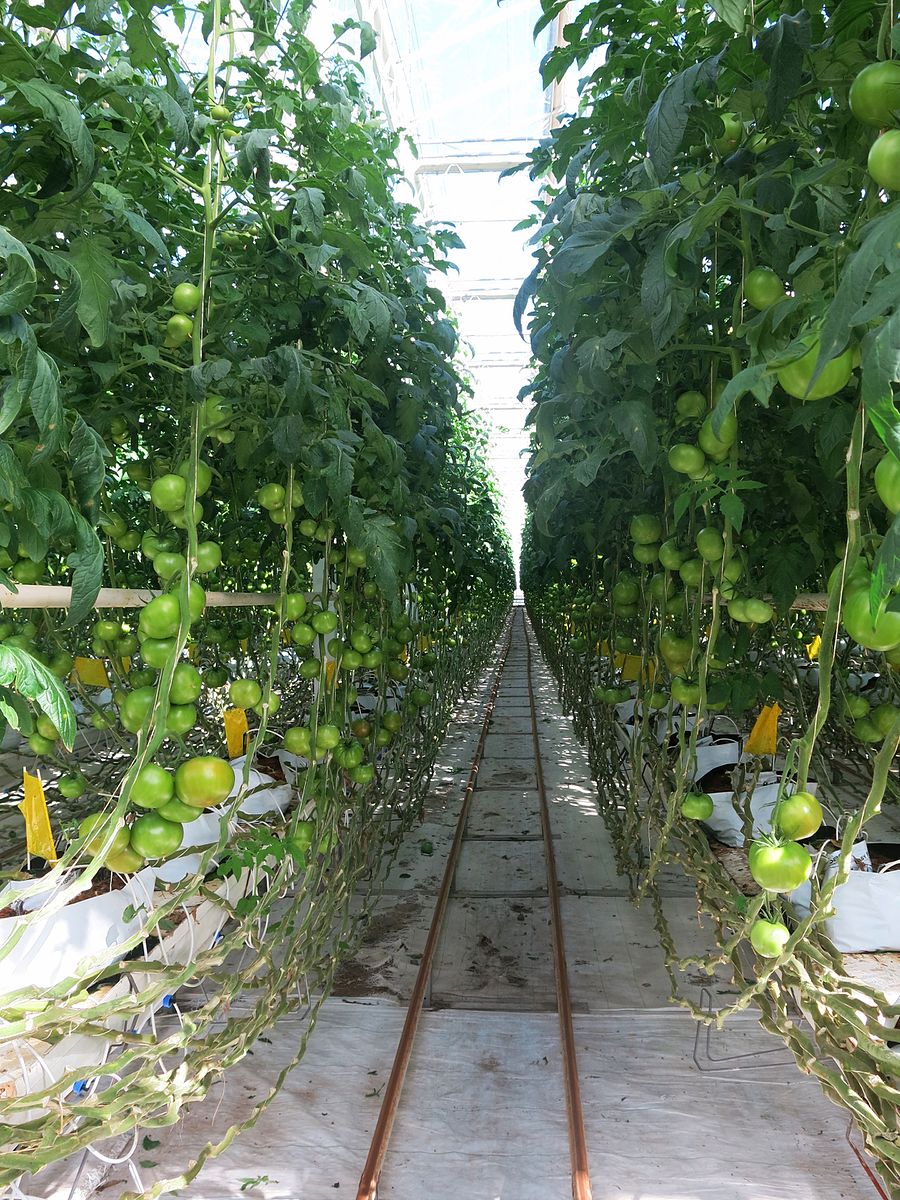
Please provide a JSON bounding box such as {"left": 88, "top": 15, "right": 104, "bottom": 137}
{"left": 89, "top": 999, "right": 873, "bottom": 1200}
{"left": 0, "top": 867, "right": 158, "bottom": 999}
{"left": 228, "top": 754, "right": 292, "bottom": 816}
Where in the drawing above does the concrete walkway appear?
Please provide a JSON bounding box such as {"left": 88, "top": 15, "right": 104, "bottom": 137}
{"left": 94, "top": 608, "right": 874, "bottom": 1200}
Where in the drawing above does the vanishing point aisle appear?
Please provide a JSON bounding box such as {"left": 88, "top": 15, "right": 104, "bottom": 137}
{"left": 100, "top": 605, "right": 875, "bottom": 1200}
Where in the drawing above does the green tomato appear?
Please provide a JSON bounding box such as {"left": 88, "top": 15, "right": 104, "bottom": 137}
{"left": 129, "top": 813, "right": 183, "bottom": 858}
{"left": 842, "top": 588, "right": 900, "bottom": 651}
{"left": 659, "top": 631, "right": 693, "bottom": 671}
{"left": 748, "top": 839, "right": 812, "bottom": 893}
{"left": 744, "top": 267, "right": 785, "bottom": 310}
{"left": 844, "top": 693, "right": 871, "bottom": 720}
{"left": 679, "top": 558, "right": 704, "bottom": 589}
{"left": 850, "top": 61, "right": 900, "bottom": 126}
{"left": 870, "top": 702, "right": 900, "bottom": 738}
{"left": 658, "top": 539, "right": 686, "bottom": 571}
{"left": 283, "top": 593, "right": 307, "bottom": 621}
{"left": 695, "top": 526, "right": 725, "bottom": 563}
{"left": 875, "top": 454, "right": 900, "bottom": 514}
{"left": 681, "top": 792, "right": 714, "bottom": 820}
{"left": 284, "top": 726, "right": 312, "bottom": 756}
{"left": 744, "top": 598, "right": 775, "bottom": 624}
{"left": 131, "top": 763, "right": 175, "bottom": 809}
{"left": 166, "top": 704, "right": 197, "bottom": 736}
{"left": 291, "top": 622, "right": 317, "bottom": 646}
{"left": 749, "top": 919, "right": 791, "bottom": 958}
{"left": 257, "top": 483, "right": 286, "bottom": 511}
{"left": 35, "top": 714, "right": 60, "bottom": 741}
{"left": 79, "top": 812, "right": 131, "bottom": 859}
{"left": 157, "top": 797, "right": 205, "bottom": 823}
{"left": 165, "top": 313, "right": 193, "bottom": 346}
{"left": 315, "top": 723, "right": 342, "bottom": 751}
{"left": 633, "top": 541, "right": 659, "bottom": 565}
{"left": 675, "top": 390, "right": 706, "bottom": 418}
{"left": 105, "top": 846, "right": 145, "bottom": 874}
{"left": 139, "top": 594, "right": 181, "bottom": 640}
{"left": 170, "top": 662, "right": 202, "bottom": 705}
{"left": 776, "top": 338, "right": 853, "bottom": 401}
{"left": 630, "top": 513, "right": 662, "bottom": 545}
{"left": 57, "top": 773, "right": 86, "bottom": 799}
{"left": 172, "top": 282, "right": 201, "bottom": 314}
{"left": 698, "top": 413, "right": 736, "bottom": 460}
{"left": 670, "top": 677, "right": 701, "bottom": 707}
{"left": 774, "top": 791, "right": 823, "bottom": 840}
{"left": 854, "top": 716, "right": 884, "bottom": 743}
{"left": 175, "top": 458, "right": 213, "bottom": 496}
{"left": 668, "top": 443, "right": 706, "bottom": 475}
{"left": 311, "top": 610, "right": 338, "bottom": 635}
{"left": 140, "top": 637, "right": 178, "bottom": 670}
{"left": 175, "top": 755, "right": 235, "bottom": 808}
{"left": 868, "top": 128, "right": 900, "bottom": 191}
{"left": 713, "top": 111, "right": 743, "bottom": 155}
{"left": 229, "top": 678, "right": 262, "bottom": 708}
{"left": 119, "top": 686, "right": 156, "bottom": 734}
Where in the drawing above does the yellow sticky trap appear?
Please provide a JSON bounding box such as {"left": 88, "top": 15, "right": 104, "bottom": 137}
{"left": 120, "top": 656, "right": 131, "bottom": 674}
{"left": 806, "top": 635, "right": 821, "bottom": 661}
{"left": 224, "top": 707, "right": 249, "bottom": 758}
{"left": 617, "top": 653, "right": 644, "bottom": 682}
{"left": 600, "top": 640, "right": 610, "bottom": 656}
{"left": 239, "top": 638, "right": 249, "bottom": 653}
{"left": 20, "top": 771, "right": 57, "bottom": 863}
{"left": 188, "top": 642, "right": 200, "bottom": 663}
{"left": 325, "top": 659, "right": 337, "bottom": 687}
{"left": 72, "top": 657, "right": 109, "bottom": 688}
{"left": 745, "top": 702, "right": 781, "bottom": 756}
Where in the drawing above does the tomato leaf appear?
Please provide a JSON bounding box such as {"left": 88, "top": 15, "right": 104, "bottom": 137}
{"left": 719, "top": 491, "right": 745, "bottom": 532}
{"left": 711, "top": 364, "right": 773, "bottom": 436}
{"left": 644, "top": 54, "right": 722, "bottom": 180}
{"left": 609, "top": 399, "right": 658, "bottom": 473}
{"left": 0, "top": 644, "right": 75, "bottom": 749}
{"left": 861, "top": 314, "right": 900, "bottom": 462}
{"left": 0, "top": 228, "right": 37, "bottom": 316}
{"left": 68, "top": 415, "right": 109, "bottom": 517}
{"left": 513, "top": 265, "right": 540, "bottom": 338}
{"left": 29, "top": 348, "right": 65, "bottom": 463}
{"left": 871, "top": 511, "right": 900, "bottom": 621}
{"left": 69, "top": 238, "right": 118, "bottom": 348}
{"left": 550, "top": 200, "right": 645, "bottom": 281}
{"left": 817, "top": 208, "right": 900, "bottom": 372}
{"left": 757, "top": 13, "right": 811, "bottom": 125}
{"left": 65, "top": 512, "right": 104, "bottom": 627}
{"left": 15, "top": 80, "right": 95, "bottom": 194}
{"left": 709, "top": 0, "right": 746, "bottom": 33}
{"left": 293, "top": 187, "right": 325, "bottom": 238}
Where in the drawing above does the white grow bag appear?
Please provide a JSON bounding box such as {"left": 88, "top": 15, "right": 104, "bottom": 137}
{"left": 156, "top": 811, "right": 230, "bottom": 884}
{"left": 825, "top": 866, "right": 900, "bottom": 952}
{"left": 703, "top": 775, "right": 820, "bottom": 848}
{"left": 0, "top": 867, "right": 157, "bottom": 999}
{"left": 814, "top": 849, "right": 900, "bottom": 952}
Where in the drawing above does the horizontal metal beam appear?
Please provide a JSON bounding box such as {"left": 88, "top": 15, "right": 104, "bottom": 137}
{"left": 0, "top": 585, "right": 278, "bottom": 610}
{"left": 414, "top": 156, "right": 528, "bottom": 175}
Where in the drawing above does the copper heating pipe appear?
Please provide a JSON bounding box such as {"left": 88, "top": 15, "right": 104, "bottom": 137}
{"left": 355, "top": 615, "right": 515, "bottom": 1200}
{"left": 525, "top": 614, "right": 594, "bottom": 1200}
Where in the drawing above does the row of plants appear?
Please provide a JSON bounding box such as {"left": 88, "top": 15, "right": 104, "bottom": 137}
{"left": 0, "top": 0, "right": 512, "bottom": 1191}
{"left": 519, "top": 0, "right": 900, "bottom": 1190}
